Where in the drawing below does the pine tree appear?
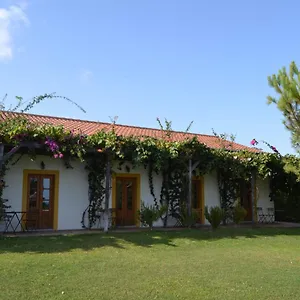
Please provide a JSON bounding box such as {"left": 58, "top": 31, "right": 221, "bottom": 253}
{"left": 267, "top": 61, "right": 300, "bottom": 153}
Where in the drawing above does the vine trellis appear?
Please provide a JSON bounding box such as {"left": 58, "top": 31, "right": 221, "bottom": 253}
{"left": 81, "top": 154, "right": 107, "bottom": 228}
{"left": 1, "top": 113, "right": 300, "bottom": 226}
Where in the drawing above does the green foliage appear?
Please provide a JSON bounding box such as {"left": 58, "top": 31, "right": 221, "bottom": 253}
{"left": 269, "top": 169, "right": 300, "bottom": 222}
{"left": 213, "top": 131, "right": 250, "bottom": 224}
{"left": 82, "top": 155, "right": 107, "bottom": 228}
{"left": 175, "top": 204, "right": 200, "bottom": 227}
{"left": 0, "top": 164, "right": 10, "bottom": 221}
{"left": 1, "top": 96, "right": 300, "bottom": 225}
{"left": 204, "top": 206, "right": 224, "bottom": 230}
{"left": 0, "top": 93, "right": 85, "bottom": 222}
{"left": 138, "top": 202, "right": 167, "bottom": 229}
{"left": 267, "top": 61, "right": 300, "bottom": 153}
{"left": 232, "top": 203, "right": 247, "bottom": 224}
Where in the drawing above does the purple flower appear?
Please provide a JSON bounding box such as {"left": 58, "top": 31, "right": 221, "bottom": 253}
{"left": 250, "top": 139, "right": 258, "bottom": 146}
{"left": 270, "top": 145, "right": 279, "bottom": 153}
{"left": 45, "top": 138, "right": 59, "bottom": 152}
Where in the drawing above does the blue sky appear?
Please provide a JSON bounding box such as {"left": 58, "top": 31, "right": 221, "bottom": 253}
{"left": 1, "top": 0, "right": 299, "bottom": 154}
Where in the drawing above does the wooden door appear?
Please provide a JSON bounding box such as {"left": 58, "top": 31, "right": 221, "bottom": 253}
{"left": 192, "top": 179, "right": 203, "bottom": 223}
{"left": 26, "top": 174, "right": 55, "bottom": 229}
{"left": 240, "top": 181, "right": 252, "bottom": 221}
{"left": 116, "top": 177, "right": 136, "bottom": 226}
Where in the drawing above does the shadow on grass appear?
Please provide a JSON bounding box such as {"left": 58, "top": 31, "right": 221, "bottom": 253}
{"left": 0, "top": 227, "right": 300, "bottom": 254}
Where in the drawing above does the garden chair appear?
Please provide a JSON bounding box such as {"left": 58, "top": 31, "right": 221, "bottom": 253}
{"left": 266, "top": 207, "right": 275, "bottom": 223}
{"left": 257, "top": 207, "right": 266, "bottom": 223}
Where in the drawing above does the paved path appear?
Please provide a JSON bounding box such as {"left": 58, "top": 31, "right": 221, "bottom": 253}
{"left": 1, "top": 222, "right": 300, "bottom": 238}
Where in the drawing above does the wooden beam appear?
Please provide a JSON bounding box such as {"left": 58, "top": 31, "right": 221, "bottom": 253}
{"left": 20, "top": 141, "right": 43, "bottom": 149}
{"left": 0, "top": 141, "right": 46, "bottom": 167}
{"left": 105, "top": 153, "right": 111, "bottom": 211}
{"left": 251, "top": 171, "right": 256, "bottom": 225}
{"left": 192, "top": 161, "right": 200, "bottom": 172}
{"left": 186, "top": 160, "right": 200, "bottom": 172}
{"left": 0, "top": 143, "right": 3, "bottom": 168}
{"left": 188, "top": 159, "right": 192, "bottom": 218}
{"left": 103, "top": 151, "right": 112, "bottom": 232}
{"left": 2, "top": 145, "right": 21, "bottom": 163}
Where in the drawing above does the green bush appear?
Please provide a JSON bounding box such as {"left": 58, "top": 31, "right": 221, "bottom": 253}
{"left": 177, "top": 205, "right": 200, "bottom": 227}
{"left": 138, "top": 202, "right": 166, "bottom": 230}
{"left": 232, "top": 204, "right": 247, "bottom": 224}
{"left": 204, "top": 206, "right": 224, "bottom": 230}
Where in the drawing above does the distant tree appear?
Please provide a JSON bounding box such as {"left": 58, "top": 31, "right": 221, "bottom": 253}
{"left": 267, "top": 61, "right": 300, "bottom": 153}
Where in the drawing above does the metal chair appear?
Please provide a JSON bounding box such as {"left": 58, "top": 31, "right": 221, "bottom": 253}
{"left": 3, "top": 213, "right": 13, "bottom": 233}
{"left": 266, "top": 207, "right": 275, "bottom": 223}
{"left": 257, "top": 207, "right": 266, "bottom": 223}
{"left": 170, "top": 212, "right": 183, "bottom": 227}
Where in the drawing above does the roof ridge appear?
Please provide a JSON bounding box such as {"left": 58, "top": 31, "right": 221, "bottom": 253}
{"left": 1, "top": 110, "right": 220, "bottom": 139}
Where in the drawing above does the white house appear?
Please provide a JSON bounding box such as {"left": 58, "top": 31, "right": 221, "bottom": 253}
{"left": 1, "top": 112, "right": 274, "bottom": 231}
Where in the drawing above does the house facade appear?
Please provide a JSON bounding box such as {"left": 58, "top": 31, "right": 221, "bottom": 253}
{"left": 1, "top": 112, "right": 274, "bottom": 232}
{"left": 3, "top": 155, "right": 273, "bottom": 231}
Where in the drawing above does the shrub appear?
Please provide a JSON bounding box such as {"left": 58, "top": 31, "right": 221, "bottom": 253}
{"left": 177, "top": 205, "right": 200, "bottom": 227}
{"left": 232, "top": 204, "right": 247, "bottom": 224}
{"left": 138, "top": 202, "right": 166, "bottom": 230}
{"left": 204, "top": 206, "right": 224, "bottom": 230}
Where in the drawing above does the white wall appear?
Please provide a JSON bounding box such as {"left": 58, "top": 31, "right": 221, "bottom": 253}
{"left": 2, "top": 155, "right": 273, "bottom": 231}
{"left": 203, "top": 171, "right": 221, "bottom": 225}
{"left": 3, "top": 155, "right": 89, "bottom": 231}
{"left": 256, "top": 177, "right": 274, "bottom": 217}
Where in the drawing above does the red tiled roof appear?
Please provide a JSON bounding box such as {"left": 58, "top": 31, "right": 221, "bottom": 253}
{"left": 0, "top": 111, "right": 258, "bottom": 152}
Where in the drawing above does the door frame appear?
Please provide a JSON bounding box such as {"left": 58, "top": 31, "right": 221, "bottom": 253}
{"left": 22, "top": 170, "right": 60, "bottom": 230}
{"left": 192, "top": 176, "right": 205, "bottom": 224}
{"left": 240, "top": 180, "right": 253, "bottom": 222}
{"left": 112, "top": 173, "right": 141, "bottom": 226}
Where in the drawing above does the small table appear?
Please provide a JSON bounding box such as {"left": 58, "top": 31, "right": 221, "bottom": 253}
{"left": 3, "top": 211, "right": 27, "bottom": 233}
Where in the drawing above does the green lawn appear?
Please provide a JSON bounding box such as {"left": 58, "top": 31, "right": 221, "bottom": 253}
{"left": 1, "top": 228, "right": 300, "bottom": 300}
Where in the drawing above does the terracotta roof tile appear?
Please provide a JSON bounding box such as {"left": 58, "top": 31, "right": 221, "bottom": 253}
{"left": 0, "top": 111, "right": 258, "bottom": 152}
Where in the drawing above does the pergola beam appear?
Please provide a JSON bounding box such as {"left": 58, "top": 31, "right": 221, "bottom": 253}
{"left": 0, "top": 141, "right": 44, "bottom": 168}
{"left": 251, "top": 171, "right": 257, "bottom": 225}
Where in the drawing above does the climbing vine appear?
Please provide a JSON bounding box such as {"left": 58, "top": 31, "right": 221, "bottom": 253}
{"left": 82, "top": 154, "right": 107, "bottom": 228}
{"left": 1, "top": 112, "right": 300, "bottom": 225}
{"left": 0, "top": 162, "right": 9, "bottom": 221}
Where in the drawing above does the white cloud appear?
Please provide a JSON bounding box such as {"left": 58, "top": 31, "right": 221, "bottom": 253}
{"left": 80, "top": 69, "right": 93, "bottom": 83}
{"left": 0, "top": 2, "right": 29, "bottom": 61}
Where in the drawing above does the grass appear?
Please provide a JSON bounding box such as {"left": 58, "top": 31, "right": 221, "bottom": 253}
{"left": 1, "top": 228, "right": 300, "bottom": 300}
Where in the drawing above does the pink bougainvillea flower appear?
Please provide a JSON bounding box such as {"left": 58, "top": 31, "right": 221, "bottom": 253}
{"left": 270, "top": 146, "right": 278, "bottom": 153}
{"left": 53, "top": 154, "right": 59, "bottom": 158}
{"left": 250, "top": 139, "right": 258, "bottom": 146}
{"left": 59, "top": 153, "right": 64, "bottom": 158}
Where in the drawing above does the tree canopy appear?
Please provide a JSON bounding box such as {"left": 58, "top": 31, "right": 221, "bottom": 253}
{"left": 267, "top": 61, "right": 300, "bottom": 153}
